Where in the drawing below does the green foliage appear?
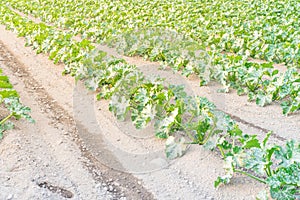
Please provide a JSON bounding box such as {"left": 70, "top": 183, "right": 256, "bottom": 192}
{"left": 0, "top": 122, "right": 14, "bottom": 139}
{"left": 165, "top": 136, "right": 187, "bottom": 160}
{"left": 3, "top": 98, "right": 34, "bottom": 123}
{"left": 0, "top": 69, "right": 34, "bottom": 139}
{"left": 5, "top": 0, "right": 300, "bottom": 65}
{"left": 1, "top": 0, "right": 299, "bottom": 114}
{"left": 0, "top": 2, "right": 300, "bottom": 199}
{"left": 267, "top": 163, "right": 300, "bottom": 200}
{"left": 214, "top": 130, "right": 300, "bottom": 200}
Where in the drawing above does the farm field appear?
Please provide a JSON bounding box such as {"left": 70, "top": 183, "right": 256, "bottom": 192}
{"left": 0, "top": 1, "right": 299, "bottom": 199}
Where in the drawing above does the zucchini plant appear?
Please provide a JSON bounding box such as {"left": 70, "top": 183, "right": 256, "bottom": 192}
{"left": 0, "top": 69, "right": 34, "bottom": 139}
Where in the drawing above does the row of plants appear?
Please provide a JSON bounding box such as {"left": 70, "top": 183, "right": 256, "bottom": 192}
{"left": 0, "top": 5, "right": 300, "bottom": 199}
{"left": 78, "top": 49, "right": 300, "bottom": 200}
{"left": 0, "top": 5, "right": 95, "bottom": 70}
{"left": 0, "top": 68, "right": 34, "bottom": 139}
{"left": 108, "top": 29, "right": 300, "bottom": 115}
{"left": 3, "top": 0, "right": 300, "bottom": 115}
{"left": 4, "top": 0, "right": 300, "bottom": 66}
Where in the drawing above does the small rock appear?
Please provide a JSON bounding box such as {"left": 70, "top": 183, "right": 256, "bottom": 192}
{"left": 113, "top": 182, "right": 120, "bottom": 186}
{"left": 6, "top": 194, "right": 13, "bottom": 200}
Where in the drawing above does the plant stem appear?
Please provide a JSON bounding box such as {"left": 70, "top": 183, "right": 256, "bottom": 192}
{"left": 265, "top": 166, "right": 272, "bottom": 177}
{"left": 0, "top": 112, "right": 13, "bottom": 125}
{"left": 200, "top": 122, "right": 216, "bottom": 145}
{"left": 185, "top": 131, "right": 196, "bottom": 143}
{"left": 186, "top": 114, "right": 196, "bottom": 124}
{"left": 218, "top": 145, "right": 225, "bottom": 158}
{"left": 174, "top": 120, "right": 196, "bottom": 143}
{"left": 234, "top": 168, "right": 266, "bottom": 184}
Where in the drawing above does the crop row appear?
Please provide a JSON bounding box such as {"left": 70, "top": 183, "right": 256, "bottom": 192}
{"left": 4, "top": 0, "right": 300, "bottom": 65}
{"left": 3, "top": 0, "right": 300, "bottom": 115}
{"left": 0, "top": 5, "right": 299, "bottom": 199}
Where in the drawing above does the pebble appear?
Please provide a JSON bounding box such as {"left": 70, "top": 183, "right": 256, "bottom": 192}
{"left": 6, "top": 194, "right": 13, "bottom": 200}
{"left": 113, "top": 182, "right": 120, "bottom": 186}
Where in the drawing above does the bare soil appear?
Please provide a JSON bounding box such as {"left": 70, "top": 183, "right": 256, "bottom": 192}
{"left": 0, "top": 23, "right": 299, "bottom": 200}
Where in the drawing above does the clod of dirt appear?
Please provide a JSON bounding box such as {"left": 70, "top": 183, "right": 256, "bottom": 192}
{"left": 37, "top": 181, "right": 74, "bottom": 198}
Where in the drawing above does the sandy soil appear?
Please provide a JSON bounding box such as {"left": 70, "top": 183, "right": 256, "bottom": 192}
{"left": 0, "top": 21, "right": 299, "bottom": 200}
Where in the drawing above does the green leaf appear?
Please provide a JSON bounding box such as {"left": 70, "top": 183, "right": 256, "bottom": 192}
{"left": 0, "top": 90, "right": 19, "bottom": 99}
{"left": 244, "top": 137, "right": 261, "bottom": 149}
{"left": 244, "top": 148, "right": 266, "bottom": 175}
{"left": 109, "top": 95, "right": 130, "bottom": 121}
{"left": 155, "top": 108, "right": 179, "bottom": 138}
{"left": 267, "top": 162, "right": 300, "bottom": 200}
{"left": 214, "top": 156, "right": 234, "bottom": 187}
{"left": 263, "top": 131, "right": 272, "bottom": 148}
{"left": 165, "top": 136, "right": 187, "bottom": 159}
{"left": 0, "top": 121, "right": 14, "bottom": 139}
{"left": 228, "top": 125, "right": 242, "bottom": 137}
{"left": 256, "top": 190, "right": 269, "bottom": 200}
{"left": 4, "top": 98, "right": 34, "bottom": 123}
{"left": 0, "top": 80, "right": 12, "bottom": 88}
{"left": 256, "top": 93, "right": 272, "bottom": 107}
{"left": 275, "top": 140, "right": 300, "bottom": 168}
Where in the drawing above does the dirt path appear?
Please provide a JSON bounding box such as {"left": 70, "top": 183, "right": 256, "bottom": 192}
{"left": 0, "top": 23, "right": 299, "bottom": 200}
